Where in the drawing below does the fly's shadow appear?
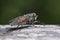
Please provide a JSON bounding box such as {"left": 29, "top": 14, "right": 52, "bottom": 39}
{"left": 5, "top": 26, "right": 32, "bottom": 33}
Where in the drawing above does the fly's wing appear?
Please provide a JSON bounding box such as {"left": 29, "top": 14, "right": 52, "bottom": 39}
{"left": 9, "top": 17, "right": 19, "bottom": 26}
{"left": 9, "top": 16, "right": 27, "bottom": 26}
{"left": 9, "top": 16, "right": 20, "bottom": 22}
{"left": 9, "top": 20, "right": 18, "bottom": 26}
{"left": 9, "top": 18, "right": 16, "bottom": 22}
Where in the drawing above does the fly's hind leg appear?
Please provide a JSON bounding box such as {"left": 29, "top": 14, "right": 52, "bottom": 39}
{"left": 17, "top": 23, "right": 22, "bottom": 31}
{"left": 17, "top": 22, "right": 20, "bottom": 27}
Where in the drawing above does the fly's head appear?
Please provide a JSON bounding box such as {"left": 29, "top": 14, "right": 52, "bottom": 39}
{"left": 32, "top": 13, "right": 38, "bottom": 21}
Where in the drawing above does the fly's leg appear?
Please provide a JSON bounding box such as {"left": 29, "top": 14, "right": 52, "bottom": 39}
{"left": 17, "top": 17, "right": 20, "bottom": 27}
{"left": 17, "top": 21, "right": 20, "bottom": 27}
{"left": 32, "top": 21, "right": 38, "bottom": 28}
{"left": 20, "top": 23, "right": 23, "bottom": 27}
{"left": 31, "top": 21, "right": 35, "bottom": 27}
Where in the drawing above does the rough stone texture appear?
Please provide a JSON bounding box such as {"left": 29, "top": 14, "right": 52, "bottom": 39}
{"left": 0, "top": 25, "right": 60, "bottom": 40}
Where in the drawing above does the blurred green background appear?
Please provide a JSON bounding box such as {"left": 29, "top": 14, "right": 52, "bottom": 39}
{"left": 0, "top": 0, "right": 60, "bottom": 24}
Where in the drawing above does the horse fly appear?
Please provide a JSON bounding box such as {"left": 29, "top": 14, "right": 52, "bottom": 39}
{"left": 9, "top": 13, "right": 38, "bottom": 27}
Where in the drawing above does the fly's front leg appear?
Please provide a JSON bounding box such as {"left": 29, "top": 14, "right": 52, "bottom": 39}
{"left": 31, "top": 21, "right": 35, "bottom": 28}
{"left": 32, "top": 21, "right": 38, "bottom": 28}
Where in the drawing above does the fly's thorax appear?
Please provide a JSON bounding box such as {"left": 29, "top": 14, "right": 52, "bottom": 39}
{"left": 18, "top": 16, "right": 29, "bottom": 23}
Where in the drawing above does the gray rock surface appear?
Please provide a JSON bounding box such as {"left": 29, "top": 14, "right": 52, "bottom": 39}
{"left": 0, "top": 25, "right": 60, "bottom": 40}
